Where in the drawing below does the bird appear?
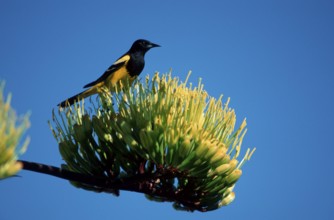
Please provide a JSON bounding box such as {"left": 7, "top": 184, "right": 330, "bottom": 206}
{"left": 58, "top": 39, "right": 160, "bottom": 107}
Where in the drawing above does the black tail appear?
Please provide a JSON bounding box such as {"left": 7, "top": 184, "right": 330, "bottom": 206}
{"left": 58, "top": 86, "right": 97, "bottom": 108}
{"left": 58, "top": 91, "right": 85, "bottom": 108}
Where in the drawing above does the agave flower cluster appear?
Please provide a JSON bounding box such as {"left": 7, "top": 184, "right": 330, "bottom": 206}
{"left": 0, "top": 82, "right": 30, "bottom": 179}
{"left": 51, "top": 72, "right": 255, "bottom": 211}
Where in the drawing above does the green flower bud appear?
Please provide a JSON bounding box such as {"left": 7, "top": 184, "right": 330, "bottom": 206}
{"left": 225, "top": 169, "right": 242, "bottom": 186}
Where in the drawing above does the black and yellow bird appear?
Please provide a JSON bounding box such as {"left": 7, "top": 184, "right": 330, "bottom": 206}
{"left": 58, "top": 39, "right": 160, "bottom": 107}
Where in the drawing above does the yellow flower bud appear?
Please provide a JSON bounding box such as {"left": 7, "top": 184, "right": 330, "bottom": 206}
{"left": 219, "top": 192, "right": 235, "bottom": 206}
{"left": 215, "top": 164, "right": 231, "bottom": 175}
{"left": 225, "top": 169, "right": 242, "bottom": 186}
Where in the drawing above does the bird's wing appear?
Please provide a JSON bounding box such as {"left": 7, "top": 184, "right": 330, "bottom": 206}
{"left": 83, "top": 54, "right": 130, "bottom": 88}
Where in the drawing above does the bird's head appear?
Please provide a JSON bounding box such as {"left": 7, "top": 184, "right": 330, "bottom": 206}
{"left": 130, "top": 39, "right": 160, "bottom": 53}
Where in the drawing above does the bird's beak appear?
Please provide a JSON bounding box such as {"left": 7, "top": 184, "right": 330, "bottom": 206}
{"left": 149, "top": 42, "right": 161, "bottom": 48}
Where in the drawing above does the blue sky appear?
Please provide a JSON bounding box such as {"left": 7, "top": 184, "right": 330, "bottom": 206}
{"left": 1, "top": 0, "right": 334, "bottom": 219}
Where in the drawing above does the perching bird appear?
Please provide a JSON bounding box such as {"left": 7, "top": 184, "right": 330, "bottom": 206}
{"left": 58, "top": 39, "right": 160, "bottom": 107}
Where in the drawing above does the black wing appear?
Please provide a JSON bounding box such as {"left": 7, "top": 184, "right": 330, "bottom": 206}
{"left": 83, "top": 61, "right": 126, "bottom": 88}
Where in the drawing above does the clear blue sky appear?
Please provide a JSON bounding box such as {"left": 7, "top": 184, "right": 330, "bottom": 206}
{"left": 1, "top": 0, "right": 334, "bottom": 219}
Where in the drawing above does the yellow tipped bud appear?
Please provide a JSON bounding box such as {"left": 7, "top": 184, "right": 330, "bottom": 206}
{"left": 215, "top": 164, "right": 231, "bottom": 175}
{"left": 195, "top": 141, "right": 209, "bottom": 157}
{"left": 219, "top": 192, "right": 235, "bottom": 206}
{"left": 179, "top": 135, "right": 193, "bottom": 156}
{"left": 229, "top": 158, "right": 238, "bottom": 167}
{"left": 222, "top": 186, "right": 235, "bottom": 197}
{"left": 210, "top": 148, "right": 227, "bottom": 165}
{"left": 221, "top": 154, "right": 231, "bottom": 164}
{"left": 204, "top": 144, "right": 218, "bottom": 160}
{"left": 225, "top": 169, "right": 242, "bottom": 186}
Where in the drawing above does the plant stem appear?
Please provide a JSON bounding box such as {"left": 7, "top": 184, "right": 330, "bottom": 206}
{"left": 18, "top": 160, "right": 202, "bottom": 211}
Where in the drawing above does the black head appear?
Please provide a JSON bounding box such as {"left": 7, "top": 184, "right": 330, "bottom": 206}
{"left": 129, "top": 39, "right": 160, "bottom": 53}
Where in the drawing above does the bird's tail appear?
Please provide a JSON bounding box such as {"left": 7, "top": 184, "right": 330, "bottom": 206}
{"left": 58, "top": 87, "right": 97, "bottom": 108}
